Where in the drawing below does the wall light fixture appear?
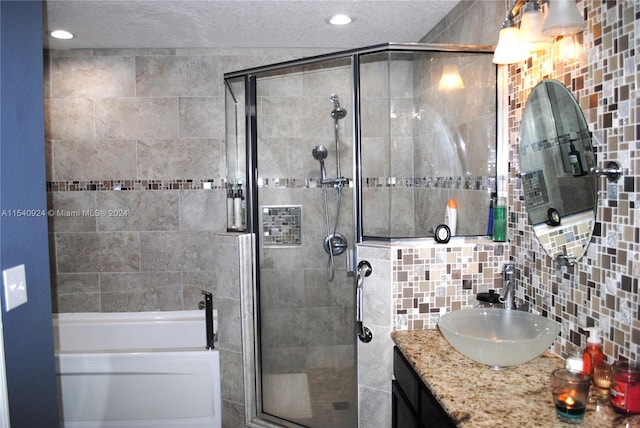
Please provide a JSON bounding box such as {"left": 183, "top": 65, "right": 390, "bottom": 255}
{"left": 542, "top": 0, "right": 585, "bottom": 36}
{"left": 493, "top": 19, "right": 531, "bottom": 64}
{"left": 520, "top": 1, "right": 553, "bottom": 51}
{"left": 492, "top": 0, "right": 585, "bottom": 65}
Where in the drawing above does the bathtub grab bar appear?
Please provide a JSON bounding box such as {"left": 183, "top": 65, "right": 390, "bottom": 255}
{"left": 200, "top": 290, "right": 215, "bottom": 350}
{"left": 356, "top": 260, "right": 373, "bottom": 343}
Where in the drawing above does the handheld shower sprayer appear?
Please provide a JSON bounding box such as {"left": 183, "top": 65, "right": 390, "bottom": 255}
{"left": 313, "top": 93, "right": 348, "bottom": 283}
{"left": 312, "top": 145, "right": 328, "bottom": 182}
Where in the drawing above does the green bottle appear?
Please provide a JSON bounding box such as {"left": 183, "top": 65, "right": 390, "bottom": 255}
{"left": 492, "top": 197, "right": 506, "bottom": 242}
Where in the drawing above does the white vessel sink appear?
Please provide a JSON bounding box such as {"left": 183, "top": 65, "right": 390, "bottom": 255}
{"left": 438, "top": 308, "right": 561, "bottom": 369}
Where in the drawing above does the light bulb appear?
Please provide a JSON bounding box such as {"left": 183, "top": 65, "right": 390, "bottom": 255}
{"left": 493, "top": 26, "right": 531, "bottom": 64}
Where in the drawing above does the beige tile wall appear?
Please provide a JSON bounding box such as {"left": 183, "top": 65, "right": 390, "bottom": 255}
{"left": 44, "top": 47, "right": 329, "bottom": 313}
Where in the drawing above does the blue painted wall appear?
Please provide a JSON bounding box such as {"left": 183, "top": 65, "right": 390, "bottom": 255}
{"left": 0, "top": 1, "right": 60, "bottom": 426}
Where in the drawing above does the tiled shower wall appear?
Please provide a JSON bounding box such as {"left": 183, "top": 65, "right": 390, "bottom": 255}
{"left": 44, "top": 47, "right": 329, "bottom": 312}
{"left": 412, "top": 52, "right": 497, "bottom": 237}
{"left": 359, "top": 52, "right": 495, "bottom": 238}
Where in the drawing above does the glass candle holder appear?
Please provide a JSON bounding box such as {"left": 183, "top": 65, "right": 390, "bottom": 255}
{"left": 551, "top": 368, "right": 591, "bottom": 424}
{"left": 592, "top": 362, "right": 612, "bottom": 400}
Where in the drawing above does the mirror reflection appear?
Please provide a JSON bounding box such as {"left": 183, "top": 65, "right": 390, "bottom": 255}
{"left": 519, "top": 79, "right": 597, "bottom": 264}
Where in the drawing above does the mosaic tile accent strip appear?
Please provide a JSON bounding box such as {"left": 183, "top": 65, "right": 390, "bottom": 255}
{"left": 261, "top": 205, "right": 302, "bottom": 247}
{"left": 47, "top": 179, "right": 226, "bottom": 192}
{"left": 48, "top": 175, "right": 492, "bottom": 192}
{"left": 256, "top": 175, "right": 491, "bottom": 190}
{"left": 364, "top": 176, "right": 492, "bottom": 191}
{"left": 392, "top": 242, "right": 510, "bottom": 331}
{"left": 257, "top": 177, "right": 353, "bottom": 189}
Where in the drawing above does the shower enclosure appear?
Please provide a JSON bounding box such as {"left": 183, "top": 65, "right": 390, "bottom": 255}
{"left": 224, "top": 43, "right": 496, "bottom": 428}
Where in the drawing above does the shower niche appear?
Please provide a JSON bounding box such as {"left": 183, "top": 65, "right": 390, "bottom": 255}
{"left": 224, "top": 79, "right": 248, "bottom": 232}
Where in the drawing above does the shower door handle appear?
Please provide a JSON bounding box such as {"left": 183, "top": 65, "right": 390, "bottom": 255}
{"left": 200, "top": 290, "right": 215, "bottom": 350}
{"left": 356, "top": 260, "right": 373, "bottom": 343}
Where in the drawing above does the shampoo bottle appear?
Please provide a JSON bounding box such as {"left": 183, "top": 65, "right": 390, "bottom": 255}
{"left": 444, "top": 198, "right": 457, "bottom": 236}
{"left": 582, "top": 327, "right": 604, "bottom": 376}
{"left": 486, "top": 192, "right": 496, "bottom": 237}
{"left": 568, "top": 141, "right": 585, "bottom": 176}
{"left": 233, "top": 189, "right": 242, "bottom": 229}
{"left": 226, "top": 184, "right": 234, "bottom": 229}
{"left": 238, "top": 184, "right": 246, "bottom": 228}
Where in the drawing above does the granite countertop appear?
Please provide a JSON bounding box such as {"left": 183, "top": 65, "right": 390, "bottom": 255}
{"left": 392, "top": 329, "right": 640, "bottom": 428}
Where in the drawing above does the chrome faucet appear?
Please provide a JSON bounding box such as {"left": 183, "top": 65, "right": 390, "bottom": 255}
{"left": 499, "top": 263, "right": 516, "bottom": 310}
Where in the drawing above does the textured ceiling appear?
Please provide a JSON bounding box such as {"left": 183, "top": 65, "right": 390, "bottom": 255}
{"left": 43, "top": 1, "right": 461, "bottom": 50}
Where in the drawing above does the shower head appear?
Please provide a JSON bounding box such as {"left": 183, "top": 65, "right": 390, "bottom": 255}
{"left": 330, "top": 94, "right": 347, "bottom": 119}
{"left": 312, "top": 145, "right": 328, "bottom": 181}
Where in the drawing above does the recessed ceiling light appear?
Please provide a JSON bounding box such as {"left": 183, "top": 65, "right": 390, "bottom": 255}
{"left": 50, "top": 30, "right": 74, "bottom": 40}
{"left": 328, "top": 14, "right": 353, "bottom": 26}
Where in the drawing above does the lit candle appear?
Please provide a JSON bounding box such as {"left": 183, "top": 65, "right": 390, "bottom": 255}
{"left": 552, "top": 369, "right": 591, "bottom": 422}
{"left": 556, "top": 392, "right": 585, "bottom": 418}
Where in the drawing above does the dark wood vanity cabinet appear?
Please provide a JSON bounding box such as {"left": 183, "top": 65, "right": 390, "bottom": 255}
{"left": 392, "top": 347, "right": 455, "bottom": 428}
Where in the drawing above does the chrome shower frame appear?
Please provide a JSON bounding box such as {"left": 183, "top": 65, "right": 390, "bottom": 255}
{"left": 224, "top": 42, "right": 495, "bottom": 246}
{"left": 224, "top": 42, "right": 496, "bottom": 428}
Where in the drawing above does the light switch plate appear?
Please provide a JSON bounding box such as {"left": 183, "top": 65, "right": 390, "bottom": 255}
{"left": 3, "top": 265, "right": 27, "bottom": 311}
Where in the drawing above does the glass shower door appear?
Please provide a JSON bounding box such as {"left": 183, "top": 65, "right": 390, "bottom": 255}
{"left": 254, "top": 58, "right": 356, "bottom": 428}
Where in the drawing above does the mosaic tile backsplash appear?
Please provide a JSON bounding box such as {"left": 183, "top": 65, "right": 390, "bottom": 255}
{"left": 392, "top": 241, "right": 510, "bottom": 331}
{"left": 507, "top": 0, "right": 640, "bottom": 362}
{"left": 533, "top": 211, "right": 595, "bottom": 262}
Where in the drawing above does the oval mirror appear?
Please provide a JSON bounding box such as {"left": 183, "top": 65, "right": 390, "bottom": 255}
{"left": 519, "top": 79, "right": 597, "bottom": 265}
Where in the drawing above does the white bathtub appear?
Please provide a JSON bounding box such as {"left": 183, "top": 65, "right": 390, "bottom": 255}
{"left": 53, "top": 310, "right": 221, "bottom": 428}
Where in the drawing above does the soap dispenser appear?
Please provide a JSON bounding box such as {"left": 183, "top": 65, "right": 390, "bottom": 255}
{"left": 582, "top": 327, "right": 604, "bottom": 376}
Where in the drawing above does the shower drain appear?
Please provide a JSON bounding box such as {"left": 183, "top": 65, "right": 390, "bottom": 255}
{"left": 332, "top": 401, "right": 350, "bottom": 411}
